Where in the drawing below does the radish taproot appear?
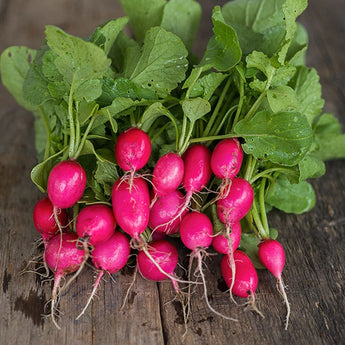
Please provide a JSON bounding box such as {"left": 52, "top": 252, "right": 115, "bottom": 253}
{"left": 179, "top": 211, "right": 237, "bottom": 321}
{"left": 76, "top": 231, "right": 131, "bottom": 319}
{"left": 258, "top": 239, "right": 290, "bottom": 329}
{"left": 44, "top": 232, "right": 86, "bottom": 329}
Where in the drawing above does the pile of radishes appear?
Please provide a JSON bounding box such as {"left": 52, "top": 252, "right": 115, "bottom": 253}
{"left": 33, "top": 127, "right": 290, "bottom": 330}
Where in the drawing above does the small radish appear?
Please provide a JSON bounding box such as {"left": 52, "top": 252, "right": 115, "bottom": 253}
{"left": 76, "top": 204, "right": 116, "bottom": 246}
{"left": 221, "top": 250, "right": 262, "bottom": 316}
{"left": 47, "top": 160, "right": 87, "bottom": 209}
{"left": 149, "top": 190, "right": 188, "bottom": 236}
{"left": 210, "top": 138, "right": 243, "bottom": 198}
{"left": 111, "top": 176, "right": 150, "bottom": 242}
{"left": 258, "top": 239, "right": 290, "bottom": 330}
{"left": 33, "top": 197, "right": 68, "bottom": 245}
{"left": 114, "top": 127, "right": 151, "bottom": 177}
{"left": 212, "top": 221, "right": 242, "bottom": 255}
{"left": 76, "top": 231, "right": 131, "bottom": 319}
{"left": 217, "top": 177, "right": 254, "bottom": 225}
{"left": 152, "top": 152, "right": 184, "bottom": 197}
{"left": 137, "top": 239, "right": 179, "bottom": 290}
{"left": 44, "top": 232, "right": 85, "bottom": 329}
{"left": 161, "top": 144, "right": 212, "bottom": 228}
{"left": 179, "top": 211, "right": 237, "bottom": 321}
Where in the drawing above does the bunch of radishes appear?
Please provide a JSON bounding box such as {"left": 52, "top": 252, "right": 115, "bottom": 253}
{"left": 32, "top": 126, "right": 290, "bottom": 330}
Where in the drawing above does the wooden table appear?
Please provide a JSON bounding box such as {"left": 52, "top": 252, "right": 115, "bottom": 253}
{"left": 0, "top": 0, "right": 344, "bottom": 344}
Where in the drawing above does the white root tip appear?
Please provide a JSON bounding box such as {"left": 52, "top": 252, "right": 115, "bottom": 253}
{"left": 278, "top": 277, "right": 291, "bottom": 330}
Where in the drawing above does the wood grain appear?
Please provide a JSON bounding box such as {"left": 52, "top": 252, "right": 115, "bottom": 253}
{"left": 0, "top": 0, "right": 344, "bottom": 344}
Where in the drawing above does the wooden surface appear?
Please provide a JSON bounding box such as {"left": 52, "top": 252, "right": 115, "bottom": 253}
{"left": 0, "top": 0, "right": 344, "bottom": 344}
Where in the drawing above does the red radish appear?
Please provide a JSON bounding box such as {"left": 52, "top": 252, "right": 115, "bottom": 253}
{"left": 111, "top": 176, "right": 150, "bottom": 242}
{"left": 137, "top": 240, "right": 179, "bottom": 290}
{"left": 76, "top": 231, "right": 131, "bottom": 319}
{"left": 76, "top": 204, "right": 116, "bottom": 246}
{"left": 47, "top": 160, "right": 87, "bottom": 209}
{"left": 33, "top": 197, "right": 68, "bottom": 245}
{"left": 217, "top": 177, "right": 254, "bottom": 225}
{"left": 212, "top": 221, "right": 242, "bottom": 254}
{"left": 114, "top": 127, "right": 151, "bottom": 175}
{"left": 179, "top": 212, "right": 237, "bottom": 321}
{"left": 210, "top": 138, "right": 243, "bottom": 198}
{"left": 152, "top": 152, "right": 184, "bottom": 197}
{"left": 221, "top": 250, "right": 258, "bottom": 298}
{"left": 258, "top": 239, "right": 290, "bottom": 329}
{"left": 149, "top": 190, "right": 188, "bottom": 236}
{"left": 44, "top": 232, "right": 85, "bottom": 329}
{"left": 161, "top": 144, "right": 212, "bottom": 228}
{"left": 221, "top": 250, "right": 262, "bottom": 316}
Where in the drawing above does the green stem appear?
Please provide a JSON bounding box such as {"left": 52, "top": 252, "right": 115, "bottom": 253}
{"left": 203, "top": 77, "right": 232, "bottom": 137}
{"left": 250, "top": 167, "right": 298, "bottom": 184}
{"left": 231, "top": 78, "right": 244, "bottom": 131}
{"left": 251, "top": 201, "right": 269, "bottom": 239}
{"left": 68, "top": 73, "right": 77, "bottom": 158}
{"left": 259, "top": 178, "right": 270, "bottom": 237}
{"left": 38, "top": 106, "right": 51, "bottom": 161}
{"left": 189, "top": 132, "right": 238, "bottom": 144}
{"left": 179, "top": 121, "right": 194, "bottom": 155}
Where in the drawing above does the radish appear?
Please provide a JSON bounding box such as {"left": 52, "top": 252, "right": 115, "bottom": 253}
{"left": 111, "top": 176, "right": 150, "bottom": 242}
{"left": 179, "top": 211, "right": 237, "bottom": 321}
{"left": 76, "top": 204, "right": 116, "bottom": 246}
{"left": 137, "top": 239, "right": 179, "bottom": 290}
{"left": 76, "top": 231, "right": 131, "bottom": 319}
{"left": 258, "top": 239, "right": 290, "bottom": 329}
{"left": 33, "top": 197, "right": 68, "bottom": 245}
{"left": 44, "top": 232, "right": 85, "bottom": 329}
{"left": 149, "top": 190, "right": 188, "bottom": 236}
{"left": 221, "top": 250, "right": 262, "bottom": 316}
{"left": 210, "top": 138, "right": 243, "bottom": 198}
{"left": 212, "top": 221, "right": 242, "bottom": 255}
{"left": 152, "top": 152, "right": 184, "bottom": 197}
{"left": 217, "top": 177, "right": 254, "bottom": 225}
{"left": 47, "top": 160, "right": 87, "bottom": 209}
{"left": 114, "top": 127, "right": 151, "bottom": 179}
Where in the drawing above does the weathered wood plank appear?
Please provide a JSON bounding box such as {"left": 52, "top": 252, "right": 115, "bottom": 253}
{"left": 0, "top": 0, "right": 344, "bottom": 344}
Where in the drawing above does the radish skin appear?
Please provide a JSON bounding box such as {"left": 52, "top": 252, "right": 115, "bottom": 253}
{"left": 258, "top": 239, "right": 290, "bottom": 329}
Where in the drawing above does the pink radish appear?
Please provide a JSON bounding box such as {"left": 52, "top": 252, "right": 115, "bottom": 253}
{"left": 111, "top": 176, "right": 150, "bottom": 242}
{"left": 160, "top": 144, "right": 212, "bottom": 228}
{"left": 137, "top": 240, "right": 179, "bottom": 290}
{"left": 179, "top": 211, "right": 237, "bottom": 321}
{"left": 33, "top": 197, "right": 68, "bottom": 245}
{"left": 217, "top": 177, "right": 254, "bottom": 225}
{"left": 114, "top": 127, "right": 151, "bottom": 176}
{"left": 258, "top": 239, "right": 290, "bottom": 329}
{"left": 47, "top": 160, "right": 87, "bottom": 209}
{"left": 152, "top": 152, "right": 184, "bottom": 197}
{"left": 210, "top": 138, "right": 243, "bottom": 198}
{"left": 212, "top": 221, "right": 242, "bottom": 254}
{"left": 76, "top": 231, "right": 131, "bottom": 319}
{"left": 44, "top": 232, "right": 85, "bottom": 329}
{"left": 76, "top": 204, "right": 116, "bottom": 246}
{"left": 149, "top": 190, "right": 188, "bottom": 236}
{"left": 221, "top": 250, "right": 262, "bottom": 316}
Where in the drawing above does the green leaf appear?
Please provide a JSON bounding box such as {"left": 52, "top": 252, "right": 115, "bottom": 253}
{"left": 161, "top": 0, "right": 201, "bottom": 50}
{"left": 289, "top": 66, "right": 324, "bottom": 125}
{"left": 201, "top": 6, "right": 242, "bottom": 71}
{"left": 298, "top": 155, "right": 326, "bottom": 182}
{"left": 234, "top": 110, "right": 313, "bottom": 166}
{"left": 89, "top": 17, "right": 129, "bottom": 55}
{"left": 45, "top": 25, "right": 111, "bottom": 83}
{"left": 74, "top": 79, "right": 102, "bottom": 102}
{"left": 267, "top": 85, "right": 298, "bottom": 113}
{"left": 94, "top": 160, "right": 119, "bottom": 196}
{"left": 189, "top": 72, "right": 227, "bottom": 101}
{"left": 129, "top": 27, "right": 188, "bottom": 97}
{"left": 239, "top": 233, "right": 264, "bottom": 269}
{"left": 104, "top": 97, "right": 150, "bottom": 118}
{"left": 119, "top": 0, "right": 166, "bottom": 43}
{"left": 266, "top": 175, "right": 315, "bottom": 214}
{"left": 312, "top": 113, "right": 345, "bottom": 161}
{"left": 181, "top": 97, "right": 211, "bottom": 123}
